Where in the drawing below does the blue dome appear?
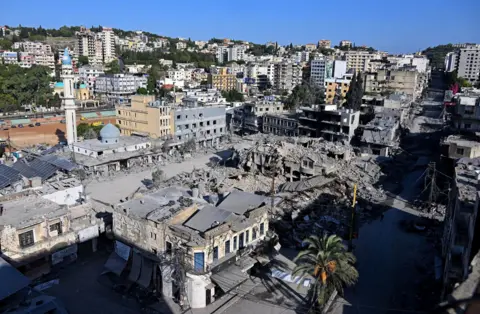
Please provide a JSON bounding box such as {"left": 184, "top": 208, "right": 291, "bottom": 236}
{"left": 99, "top": 123, "right": 120, "bottom": 144}
{"left": 62, "top": 48, "right": 72, "bottom": 65}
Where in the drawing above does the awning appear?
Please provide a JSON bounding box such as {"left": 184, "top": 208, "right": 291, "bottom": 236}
{"left": 128, "top": 252, "right": 142, "bottom": 282}
{"left": 104, "top": 252, "right": 127, "bottom": 276}
{"left": 137, "top": 257, "right": 153, "bottom": 288}
{"left": 211, "top": 263, "right": 249, "bottom": 293}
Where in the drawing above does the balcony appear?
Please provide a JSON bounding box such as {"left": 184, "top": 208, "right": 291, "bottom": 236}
{"left": 299, "top": 115, "right": 317, "bottom": 122}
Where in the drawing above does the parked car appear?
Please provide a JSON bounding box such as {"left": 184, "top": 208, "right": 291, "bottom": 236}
{"left": 60, "top": 119, "right": 66, "bottom": 124}
{"left": 11, "top": 125, "right": 16, "bottom": 128}
{"left": 28, "top": 124, "right": 35, "bottom": 127}
{"left": 3, "top": 127, "right": 9, "bottom": 130}
{"left": 35, "top": 122, "right": 41, "bottom": 126}
{"left": 18, "top": 124, "right": 24, "bottom": 128}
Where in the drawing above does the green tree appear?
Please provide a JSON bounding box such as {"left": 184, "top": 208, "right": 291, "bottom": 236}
{"left": 137, "top": 87, "right": 148, "bottom": 95}
{"left": 76, "top": 123, "right": 91, "bottom": 138}
{"left": 78, "top": 55, "right": 89, "bottom": 66}
{"left": 285, "top": 82, "right": 325, "bottom": 109}
{"left": 105, "top": 60, "right": 120, "bottom": 74}
{"left": 0, "top": 39, "right": 13, "bottom": 50}
{"left": 292, "top": 235, "right": 358, "bottom": 308}
{"left": 345, "top": 73, "right": 360, "bottom": 110}
{"left": 221, "top": 90, "right": 244, "bottom": 102}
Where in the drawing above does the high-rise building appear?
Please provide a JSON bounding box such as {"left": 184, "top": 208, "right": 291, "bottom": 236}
{"left": 75, "top": 27, "right": 102, "bottom": 65}
{"left": 61, "top": 48, "right": 77, "bottom": 146}
{"left": 345, "top": 51, "right": 381, "bottom": 73}
{"left": 310, "top": 58, "right": 327, "bottom": 88}
{"left": 273, "top": 61, "right": 303, "bottom": 91}
{"left": 100, "top": 27, "right": 116, "bottom": 63}
{"left": 444, "top": 52, "right": 458, "bottom": 73}
{"left": 457, "top": 44, "right": 480, "bottom": 85}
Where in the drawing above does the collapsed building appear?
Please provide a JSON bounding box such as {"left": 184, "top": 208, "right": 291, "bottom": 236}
{"left": 360, "top": 109, "right": 401, "bottom": 157}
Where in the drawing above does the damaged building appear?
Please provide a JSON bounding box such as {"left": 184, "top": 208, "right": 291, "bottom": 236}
{"left": 442, "top": 158, "right": 480, "bottom": 298}
{"left": 298, "top": 104, "right": 360, "bottom": 142}
{"left": 360, "top": 110, "right": 401, "bottom": 157}
{"left": 232, "top": 100, "right": 286, "bottom": 134}
{"left": 110, "top": 186, "right": 270, "bottom": 309}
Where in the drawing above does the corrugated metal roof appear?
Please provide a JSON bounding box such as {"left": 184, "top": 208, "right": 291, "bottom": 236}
{"left": 11, "top": 160, "right": 39, "bottom": 178}
{"left": 184, "top": 205, "right": 235, "bottom": 232}
{"left": 217, "top": 190, "right": 267, "bottom": 215}
{"left": 0, "top": 256, "right": 30, "bottom": 301}
{"left": 12, "top": 158, "right": 58, "bottom": 179}
{"left": 0, "top": 164, "right": 22, "bottom": 189}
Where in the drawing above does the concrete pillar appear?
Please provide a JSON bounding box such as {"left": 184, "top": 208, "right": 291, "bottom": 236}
{"left": 92, "top": 238, "right": 98, "bottom": 252}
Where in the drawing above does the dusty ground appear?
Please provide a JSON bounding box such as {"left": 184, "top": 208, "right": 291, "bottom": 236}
{"left": 0, "top": 118, "right": 116, "bottom": 148}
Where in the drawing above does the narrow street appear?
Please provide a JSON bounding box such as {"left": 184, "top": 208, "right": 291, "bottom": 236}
{"left": 329, "top": 90, "right": 444, "bottom": 314}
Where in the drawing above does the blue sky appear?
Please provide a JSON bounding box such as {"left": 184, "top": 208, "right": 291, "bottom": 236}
{"left": 1, "top": 0, "right": 479, "bottom": 53}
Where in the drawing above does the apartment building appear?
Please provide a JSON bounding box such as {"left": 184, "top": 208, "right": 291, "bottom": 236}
{"left": 345, "top": 51, "right": 381, "bottom": 72}
{"left": 176, "top": 41, "right": 187, "bottom": 50}
{"left": 457, "top": 45, "right": 480, "bottom": 85}
{"left": 173, "top": 102, "right": 226, "bottom": 147}
{"left": 445, "top": 52, "right": 459, "bottom": 72}
{"left": 34, "top": 53, "right": 55, "bottom": 70}
{"left": 324, "top": 74, "right": 352, "bottom": 104}
{"left": 13, "top": 41, "right": 52, "bottom": 54}
{"left": 273, "top": 61, "right": 302, "bottom": 91}
{"left": 263, "top": 113, "right": 299, "bottom": 136}
{"left": 452, "top": 94, "right": 480, "bottom": 132}
{"left": 364, "top": 69, "right": 420, "bottom": 98}
{"left": 442, "top": 158, "right": 480, "bottom": 297}
{"left": 95, "top": 74, "right": 147, "bottom": 100}
{"left": 233, "top": 100, "right": 286, "bottom": 133}
{"left": 99, "top": 27, "right": 116, "bottom": 63}
{"left": 339, "top": 40, "right": 353, "bottom": 48}
{"left": 305, "top": 43, "right": 317, "bottom": 52}
{"left": 299, "top": 104, "right": 360, "bottom": 142}
{"left": 116, "top": 95, "right": 173, "bottom": 138}
{"left": 18, "top": 53, "right": 34, "bottom": 68}
{"left": 2, "top": 51, "right": 18, "bottom": 64}
{"left": 208, "top": 68, "right": 237, "bottom": 91}
{"left": 216, "top": 45, "right": 246, "bottom": 64}
{"left": 78, "top": 65, "right": 105, "bottom": 92}
{"left": 310, "top": 58, "right": 327, "bottom": 88}
{"left": 75, "top": 27, "right": 103, "bottom": 65}
{"left": 294, "top": 51, "right": 310, "bottom": 63}
{"left": 318, "top": 39, "right": 331, "bottom": 49}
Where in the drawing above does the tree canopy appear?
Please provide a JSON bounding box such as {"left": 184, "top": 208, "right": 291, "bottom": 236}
{"left": 221, "top": 90, "right": 244, "bottom": 102}
{"left": 422, "top": 44, "right": 456, "bottom": 69}
{"left": 0, "top": 64, "right": 54, "bottom": 111}
{"left": 105, "top": 60, "right": 121, "bottom": 74}
{"left": 285, "top": 82, "right": 325, "bottom": 109}
{"left": 345, "top": 72, "right": 363, "bottom": 111}
{"left": 293, "top": 235, "right": 358, "bottom": 308}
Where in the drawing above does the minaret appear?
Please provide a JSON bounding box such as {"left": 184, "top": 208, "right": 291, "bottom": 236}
{"left": 61, "top": 48, "right": 77, "bottom": 147}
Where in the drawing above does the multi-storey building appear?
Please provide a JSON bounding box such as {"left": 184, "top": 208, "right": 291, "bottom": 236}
{"left": 339, "top": 40, "right": 353, "bottom": 48}
{"left": 310, "top": 58, "right": 327, "bottom": 88}
{"left": 298, "top": 104, "right": 360, "bottom": 142}
{"left": 94, "top": 74, "right": 147, "bottom": 100}
{"left": 273, "top": 61, "right": 302, "bottom": 91}
{"left": 173, "top": 102, "right": 226, "bottom": 147}
{"left": 216, "top": 45, "right": 247, "bottom": 64}
{"left": 18, "top": 53, "right": 34, "bottom": 68}
{"left": 116, "top": 95, "right": 173, "bottom": 138}
{"left": 78, "top": 65, "right": 105, "bottom": 93}
{"left": 262, "top": 113, "right": 299, "bottom": 136}
{"left": 176, "top": 41, "right": 187, "bottom": 50}
{"left": 34, "top": 53, "right": 55, "bottom": 70}
{"left": 318, "top": 39, "right": 331, "bottom": 49}
{"left": 2, "top": 51, "right": 18, "bottom": 65}
{"left": 345, "top": 51, "right": 381, "bottom": 73}
{"left": 324, "top": 74, "right": 353, "bottom": 104}
{"left": 99, "top": 27, "right": 116, "bottom": 63}
{"left": 451, "top": 94, "right": 480, "bottom": 132}
{"left": 364, "top": 68, "right": 421, "bottom": 99}
{"left": 233, "top": 100, "right": 286, "bottom": 133}
{"left": 14, "top": 41, "right": 52, "bottom": 54}
{"left": 445, "top": 52, "right": 459, "bottom": 72}
{"left": 442, "top": 158, "right": 480, "bottom": 298}
{"left": 75, "top": 27, "right": 103, "bottom": 65}
{"left": 457, "top": 44, "right": 480, "bottom": 85}
{"left": 208, "top": 68, "right": 237, "bottom": 91}
{"left": 294, "top": 51, "right": 310, "bottom": 63}
{"left": 305, "top": 43, "right": 317, "bottom": 51}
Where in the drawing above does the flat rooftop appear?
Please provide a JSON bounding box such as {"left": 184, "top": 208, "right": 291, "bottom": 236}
{"left": 116, "top": 186, "right": 202, "bottom": 223}
{"left": 73, "top": 136, "right": 150, "bottom": 153}
{"left": 0, "top": 196, "right": 67, "bottom": 229}
{"left": 445, "top": 135, "right": 480, "bottom": 148}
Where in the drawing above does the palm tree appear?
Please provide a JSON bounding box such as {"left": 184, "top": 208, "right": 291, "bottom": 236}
{"left": 292, "top": 234, "right": 358, "bottom": 307}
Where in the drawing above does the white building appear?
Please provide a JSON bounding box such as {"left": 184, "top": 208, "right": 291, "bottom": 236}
{"left": 75, "top": 27, "right": 103, "bottom": 65}
{"left": 345, "top": 51, "right": 381, "bottom": 73}
{"left": 216, "top": 45, "right": 247, "bottom": 64}
{"left": 100, "top": 27, "right": 116, "bottom": 63}
{"left": 95, "top": 74, "right": 147, "bottom": 100}
{"left": 273, "top": 61, "right": 303, "bottom": 91}
{"left": 294, "top": 51, "right": 310, "bottom": 63}
{"left": 78, "top": 65, "right": 105, "bottom": 92}
{"left": 176, "top": 41, "right": 187, "bottom": 50}
{"left": 310, "top": 58, "right": 327, "bottom": 88}
{"left": 339, "top": 40, "right": 352, "bottom": 48}
{"left": 167, "top": 70, "right": 186, "bottom": 81}
{"left": 457, "top": 44, "right": 480, "bottom": 85}
{"left": 2, "top": 51, "right": 18, "bottom": 65}
{"left": 445, "top": 52, "right": 458, "bottom": 72}
{"left": 333, "top": 60, "right": 347, "bottom": 79}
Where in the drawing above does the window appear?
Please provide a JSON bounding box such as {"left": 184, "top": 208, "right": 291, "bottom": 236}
{"left": 177, "top": 115, "right": 181, "bottom": 119}
{"left": 260, "top": 223, "right": 265, "bottom": 235}
{"left": 465, "top": 123, "right": 472, "bottom": 129}
{"left": 245, "top": 230, "right": 249, "bottom": 244}
{"left": 193, "top": 123, "right": 196, "bottom": 128}
{"left": 456, "top": 148, "right": 465, "bottom": 155}
{"left": 19, "top": 230, "right": 34, "bottom": 248}
{"left": 302, "top": 159, "right": 308, "bottom": 167}
{"left": 225, "top": 240, "right": 231, "bottom": 255}
{"left": 220, "top": 128, "right": 223, "bottom": 132}
{"left": 308, "top": 160, "right": 314, "bottom": 168}
{"left": 252, "top": 229, "right": 257, "bottom": 240}
{"left": 200, "top": 122, "right": 204, "bottom": 127}
{"left": 207, "top": 121, "right": 210, "bottom": 126}
{"left": 213, "top": 246, "right": 219, "bottom": 261}
{"left": 166, "top": 241, "right": 173, "bottom": 255}
{"left": 233, "top": 236, "right": 237, "bottom": 250}
{"left": 213, "top": 120, "right": 217, "bottom": 125}
{"left": 150, "top": 232, "right": 157, "bottom": 240}
{"left": 49, "top": 222, "right": 62, "bottom": 235}
{"left": 239, "top": 233, "right": 244, "bottom": 248}
{"left": 351, "top": 115, "right": 355, "bottom": 124}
